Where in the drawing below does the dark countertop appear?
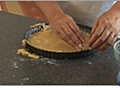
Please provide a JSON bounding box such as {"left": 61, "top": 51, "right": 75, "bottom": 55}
{"left": 0, "top": 11, "right": 119, "bottom": 85}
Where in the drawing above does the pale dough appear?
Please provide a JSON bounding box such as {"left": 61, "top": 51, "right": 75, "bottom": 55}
{"left": 27, "top": 24, "right": 90, "bottom": 53}
{"left": 17, "top": 48, "right": 39, "bottom": 59}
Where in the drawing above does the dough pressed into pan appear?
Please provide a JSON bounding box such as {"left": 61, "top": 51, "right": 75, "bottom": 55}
{"left": 27, "top": 23, "right": 90, "bottom": 53}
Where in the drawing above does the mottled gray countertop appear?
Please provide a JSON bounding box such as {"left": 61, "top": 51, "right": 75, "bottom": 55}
{"left": 0, "top": 11, "right": 119, "bottom": 85}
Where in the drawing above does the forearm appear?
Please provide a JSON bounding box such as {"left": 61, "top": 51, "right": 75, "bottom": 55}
{"left": 110, "top": 1, "right": 120, "bottom": 33}
{"left": 33, "top": 1, "right": 64, "bottom": 22}
{"left": 110, "top": 1, "right": 120, "bottom": 11}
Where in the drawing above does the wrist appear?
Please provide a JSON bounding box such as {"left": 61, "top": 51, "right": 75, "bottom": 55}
{"left": 48, "top": 11, "right": 65, "bottom": 24}
{"left": 109, "top": 1, "right": 120, "bottom": 12}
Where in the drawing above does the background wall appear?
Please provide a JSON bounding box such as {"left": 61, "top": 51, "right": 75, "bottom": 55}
{"left": 0, "top": 1, "right": 46, "bottom": 21}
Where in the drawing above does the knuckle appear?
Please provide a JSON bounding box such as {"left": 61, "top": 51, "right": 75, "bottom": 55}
{"left": 99, "top": 38, "right": 105, "bottom": 42}
{"left": 53, "top": 24, "right": 60, "bottom": 30}
{"left": 57, "top": 32, "right": 66, "bottom": 40}
{"left": 101, "top": 19, "right": 105, "bottom": 23}
{"left": 54, "top": 28, "right": 60, "bottom": 34}
{"left": 54, "top": 26, "right": 59, "bottom": 31}
{"left": 101, "top": 19, "right": 108, "bottom": 24}
{"left": 114, "top": 29, "right": 119, "bottom": 34}
{"left": 70, "top": 34, "right": 78, "bottom": 42}
{"left": 109, "top": 23, "right": 114, "bottom": 28}
{"left": 65, "top": 28, "right": 70, "bottom": 32}
{"left": 67, "top": 31, "right": 73, "bottom": 37}
{"left": 67, "top": 17, "right": 74, "bottom": 22}
{"left": 107, "top": 40, "right": 112, "bottom": 46}
{"left": 94, "top": 33, "right": 100, "bottom": 38}
{"left": 72, "top": 37, "right": 79, "bottom": 43}
{"left": 67, "top": 16, "right": 73, "bottom": 20}
{"left": 67, "top": 40, "right": 75, "bottom": 47}
{"left": 57, "top": 20, "right": 64, "bottom": 26}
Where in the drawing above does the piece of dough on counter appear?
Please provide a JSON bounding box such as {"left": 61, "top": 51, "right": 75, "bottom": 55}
{"left": 17, "top": 48, "right": 39, "bottom": 59}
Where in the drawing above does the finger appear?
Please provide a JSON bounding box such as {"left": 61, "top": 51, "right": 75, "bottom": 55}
{"left": 67, "top": 20, "right": 85, "bottom": 43}
{"left": 88, "top": 21, "right": 107, "bottom": 47}
{"left": 97, "top": 33, "right": 117, "bottom": 51}
{"left": 63, "top": 23, "right": 83, "bottom": 46}
{"left": 91, "top": 20, "right": 99, "bottom": 35}
{"left": 57, "top": 27, "right": 82, "bottom": 51}
{"left": 90, "top": 26, "right": 112, "bottom": 49}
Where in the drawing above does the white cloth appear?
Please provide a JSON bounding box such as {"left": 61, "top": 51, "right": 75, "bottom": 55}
{"left": 57, "top": 1, "right": 117, "bottom": 27}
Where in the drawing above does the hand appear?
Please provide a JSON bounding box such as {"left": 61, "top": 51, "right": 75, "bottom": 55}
{"left": 49, "top": 13, "right": 85, "bottom": 51}
{"left": 88, "top": 9, "right": 120, "bottom": 51}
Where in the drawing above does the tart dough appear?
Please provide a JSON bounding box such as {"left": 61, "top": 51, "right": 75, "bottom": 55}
{"left": 27, "top": 24, "right": 90, "bottom": 53}
{"left": 17, "top": 48, "right": 39, "bottom": 59}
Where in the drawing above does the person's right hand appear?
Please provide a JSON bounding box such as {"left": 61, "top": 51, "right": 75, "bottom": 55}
{"left": 49, "top": 13, "right": 85, "bottom": 51}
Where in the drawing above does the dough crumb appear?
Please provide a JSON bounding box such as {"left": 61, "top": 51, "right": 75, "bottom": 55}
{"left": 21, "top": 39, "right": 26, "bottom": 47}
{"left": 17, "top": 48, "right": 39, "bottom": 59}
{"left": 86, "top": 61, "right": 92, "bottom": 65}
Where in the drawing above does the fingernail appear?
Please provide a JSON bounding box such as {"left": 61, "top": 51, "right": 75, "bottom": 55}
{"left": 88, "top": 47, "right": 92, "bottom": 50}
{"left": 78, "top": 44, "right": 83, "bottom": 50}
{"left": 76, "top": 47, "right": 81, "bottom": 51}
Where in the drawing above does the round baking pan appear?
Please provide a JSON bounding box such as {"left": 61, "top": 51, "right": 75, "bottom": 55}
{"left": 24, "top": 23, "right": 95, "bottom": 59}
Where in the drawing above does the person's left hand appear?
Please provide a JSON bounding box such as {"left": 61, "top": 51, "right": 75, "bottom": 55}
{"left": 88, "top": 9, "right": 120, "bottom": 51}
